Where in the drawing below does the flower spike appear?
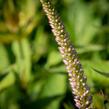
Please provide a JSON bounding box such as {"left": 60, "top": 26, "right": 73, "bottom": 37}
{"left": 40, "top": 0, "right": 93, "bottom": 108}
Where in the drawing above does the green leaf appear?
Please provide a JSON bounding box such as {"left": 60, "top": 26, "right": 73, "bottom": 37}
{"left": 82, "top": 60, "right": 109, "bottom": 89}
{"left": 31, "top": 95, "right": 62, "bottom": 109}
{"left": 0, "top": 44, "right": 9, "bottom": 71}
{"left": 38, "top": 74, "right": 67, "bottom": 109}
{"left": 0, "top": 72, "right": 15, "bottom": 92}
{"left": 0, "top": 73, "right": 8, "bottom": 82}
{"left": 21, "top": 38, "right": 31, "bottom": 83}
{"left": 45, "top": 50, "right": 62, "bottom": 68}
{"left": 12, "top": 38, "right": 31, "bottom": 85}
{"left": 77, "top": 44, "right": 104, "bottom": 54}
{"left": 33, "top": 27, "right": 48, "bottom": 62}
{"left": 67, "top": 2, "right": 100, "bottom": 46}
{"left": 92, "top": 68, "right": 109, "bottom": 77}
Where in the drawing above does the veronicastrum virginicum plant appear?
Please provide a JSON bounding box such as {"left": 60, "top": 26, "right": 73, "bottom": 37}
{"left": 40, "top": 0, "right": 93, "bottom": 109}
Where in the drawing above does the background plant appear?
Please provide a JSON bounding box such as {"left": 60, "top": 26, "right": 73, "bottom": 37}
{"left": 0, "top": 0, "right": 109, "bottom": 109}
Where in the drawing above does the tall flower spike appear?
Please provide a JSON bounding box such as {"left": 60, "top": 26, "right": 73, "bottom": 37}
{"left": 40, "top": 0, "right": 93, "bottom": 108}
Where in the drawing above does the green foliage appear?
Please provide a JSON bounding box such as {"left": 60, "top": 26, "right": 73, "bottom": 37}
{"left": 0, "top": 0, "right": 109, "bottom": 109}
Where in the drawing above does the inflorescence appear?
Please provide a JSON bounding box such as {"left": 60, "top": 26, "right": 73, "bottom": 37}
{"left": 40, "top": 0, "right": 93, "bottom": 108}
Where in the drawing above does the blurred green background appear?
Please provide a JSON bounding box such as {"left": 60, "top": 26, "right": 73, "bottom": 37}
{"left": 0, "top": 0, "right": 109, "bottom": 109}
